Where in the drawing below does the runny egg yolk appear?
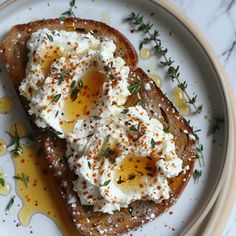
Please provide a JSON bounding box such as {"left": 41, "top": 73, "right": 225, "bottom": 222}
{"left": 61, "top": 69, "right": 106, "bottom": 134}
{"left": 115, "top": 156, "right": 159, "bottom": 193}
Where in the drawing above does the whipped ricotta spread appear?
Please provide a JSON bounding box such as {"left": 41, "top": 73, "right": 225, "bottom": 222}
{"left": 20, "top": 28, "right": 183, "bottom": 214}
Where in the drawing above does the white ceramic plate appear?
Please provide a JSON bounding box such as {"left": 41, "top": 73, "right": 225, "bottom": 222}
{"left": 0, "top": 0, "right": 232, "bottom": 235}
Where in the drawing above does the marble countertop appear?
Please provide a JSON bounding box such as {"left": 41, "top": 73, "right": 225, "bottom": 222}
{"left": 170, "top": 1, "right": 236, "bottom": 235}
{"left": 0, "top": 0, "right": 235, "bottom": 235}
{"left": 171, "top": 0, "right": 236, "bottom": 95}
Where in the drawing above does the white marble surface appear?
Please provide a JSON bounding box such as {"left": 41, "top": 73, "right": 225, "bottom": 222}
{"left": 0, "top": 0, "right": 235, "bottom": 235}
{"left": 170, "top": 1, "right": 236, "bottom": 235}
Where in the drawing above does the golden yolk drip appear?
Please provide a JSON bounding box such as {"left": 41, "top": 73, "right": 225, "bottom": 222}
{"left": 0, "top": 96, "right": 13, "bottom": 114}
{"left": 13, "top": 145, "right": 79, "bottom": 235}
{"left": 61, "top": 69, "right": 106, "bottom": 134}
{"left": 9, "top": 122, "right": 28, "bottom": 138}
{"left": 0, "top": 167, "right": 11, "bottom": 196}
{"left": 115, "top": 156, "right": 158, "bottom": 192}
{"left": 39, "top": 46, "right": 63, "bottom": 76}
{"left": 0, "top": 139, "right": 6, "bottom": 156}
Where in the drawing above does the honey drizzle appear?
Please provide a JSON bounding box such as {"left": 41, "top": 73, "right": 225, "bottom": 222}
{"left": 0, "top": 96, "right": 13, "bottom": 114}
{"left": 39, "top": 46, "right": 63, "bottom": 76}
{"left": 0, "top": 167, "right": 11, "bottom": 196}
{"left": 115, "top": 156, "right": 158, "bottom": 192}
{"left": 13, "top": 145, "right": 78, "bottom": 235}
{"left": 0, "top": 139, "right": 7, "bottom": 156}
{"left": 61, "top": 69, "right": 106, "bottom": 134}
{"left": 9, "top": 122, "right": 28, "bottom": 138}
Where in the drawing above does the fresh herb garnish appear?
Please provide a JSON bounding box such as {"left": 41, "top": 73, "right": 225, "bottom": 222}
{"left": 128, "top": 81, "right": 141, "bottom": 94}
{"left": 209, "top": 118, "right": 224, "bottom": 135}
{"left": 121, "top": 108, "right": 129, "bottom": 114}
{"left": 55, "top": 110, "right": 59, "bottom": 118}
{"left": 46, "top": 33, "right": 53, "bottom": 42}
{"left": 93, "top": 115, "right": 101, "bottom": 120}
{"left": 58, "top": 70, "right": 70, "bottom": 85}
{"left": 137, "top": 99, "right": 144, "bottom": 106}
{"left": 6, "top": 124, "right": 23, "bottom": 157}
{"left": 0, "top": 177, "right": 5, "bottom": 187}
{"left": 163, "top": 126, "right": 169, "bottom": 133}
{"left": 194, "top": 133, "right": 204, "bottom": 167}
{"left": 78, "top": 80, "right": 83, "bottom": 89}
{"left": 71, "top": 88, "right": 80, "bottom": 101}
{"left": 126, "top": 12, "right": 202, "bottom": 114}
{"left": 13, "top": 173, "right": 29, "bottom": 187}
{"left": 151, "top": 138, "right": 156, "bottom": 148}
{"left": 5, "top": 196, "right": 15, "bottom": 211}
{"left": 88, "top": 161, "right": 91, "bottom": 170}
{"left": 52, "top": 94, "right": 61, "bottom": 103}
{"left": 127, "top": 173, "right": 136, "bottom": 180}
{"left": 102, "top": 180, "right": 111, "bottom": 186}
{"left": 100, "top": 147, "right": 114, "bottom": 158}
{"left": 70, "top": 80, "right": 76, "bottom": 89}
{"left": 193, "top": 169, "right": 202, "bottom": 184}
{"left": 59, "top": 0, "right": 77, "bottom": 20}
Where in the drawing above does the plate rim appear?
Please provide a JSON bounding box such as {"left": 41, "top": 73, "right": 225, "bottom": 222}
{"left": 0, "top": 0, "right": 235, "bottom": 235}
{"left": 151, "top": 0, "right": 235, "bottom": 234}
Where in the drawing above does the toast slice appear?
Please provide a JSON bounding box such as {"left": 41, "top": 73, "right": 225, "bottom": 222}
{"left": 0, "top": 18, "right": 196, "bottom": 236}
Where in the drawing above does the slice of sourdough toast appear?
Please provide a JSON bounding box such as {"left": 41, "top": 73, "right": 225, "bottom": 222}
{"left": 0, "top": 18, "right": 196, "bottom": 236}
{"left": 0, "top": 18, "right": 138, "bottom": 88}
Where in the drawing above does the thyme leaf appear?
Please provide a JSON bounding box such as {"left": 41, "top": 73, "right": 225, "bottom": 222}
{"left": 78, "top": 80, "right": 83, "bottom": 89}
{"left": 93, "top": 116, "right": 101, "bottom": 120}
{"left": 100, "top": 147, "right": 114, "bottom": 158}
{"left": 102, "top": 180, "right": 111, "bottom": 187}
{"left": 5, "top": 196, "right": 15, "bottom": 211}
{"left": 88, "top": 161, "right": 91, "bottom": 170}
{"left": 193, "top": 169, "right": 202, "bottom": 184}
{"left": 58, "top": 70, "right": 70, "bottom": 85}
{"left": 46, "top": 33, "right": 53, "bottom": 42}
{"left": 52, "top": 94, "right": 61, "bottom": 103}
{"left": 71, "top": 88, "right": 80, "bottom": 101}
{"left": 151, "top": 138, "right": 156, "bottom": 148}
{"left": 0, "top": 177, "right": 5, "bottom": 187}
{"left": 121, "top": 108, "right": 129, "bottom": 114}
{"left": 128, "top": 81, "right": 141, "bottom": 94}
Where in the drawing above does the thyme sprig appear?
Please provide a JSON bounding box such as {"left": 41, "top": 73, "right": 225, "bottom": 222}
{"left": 13, "top": 173, "right": 30, "bottom": 187}
{"left": 126, "top": 12, "right": 202, "bottom": 114}
{"left": 194, "top": 132, "right": 204, "bottom": 167}
{"left": 193, "top": 169, "right": 202, "bottom": 184}
{"left": 6, "top": 124, "right": 23, "bottom": 157}
{"left": 209, "top": 118, "right": 224, "bottom": 135}
{"left": 59, "top": 0, "right": 77, "bottom": 20}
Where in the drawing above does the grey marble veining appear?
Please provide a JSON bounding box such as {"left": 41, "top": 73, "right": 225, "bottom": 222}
{"left": 171, "top": 0, "right": 236, "bottom": 93}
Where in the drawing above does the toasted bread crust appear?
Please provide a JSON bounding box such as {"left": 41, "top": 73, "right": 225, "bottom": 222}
{"left": 0, "top": 18, "right": 138, "bottom": 88}
{"left": 0, "top": 18, "right": 196, "bottom": 236}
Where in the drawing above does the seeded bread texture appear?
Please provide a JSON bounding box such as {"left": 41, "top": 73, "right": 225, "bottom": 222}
{"left": 0, "top": 18, "right": 196, "bottom": 236}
